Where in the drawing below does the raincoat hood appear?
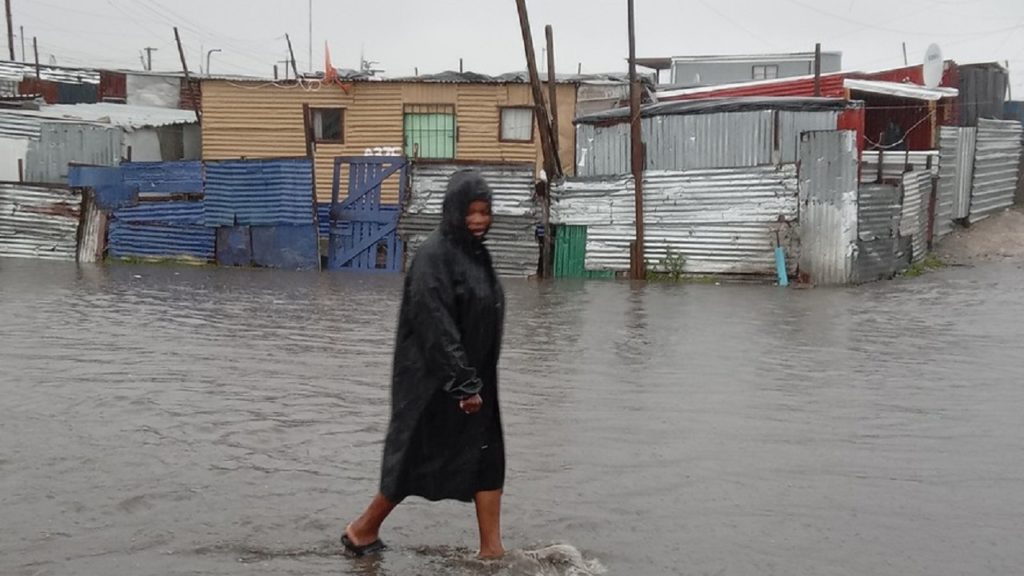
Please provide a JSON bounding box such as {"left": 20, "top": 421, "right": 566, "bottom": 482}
{"left": 441, "top": 170, "right": 493, "bottom": 243}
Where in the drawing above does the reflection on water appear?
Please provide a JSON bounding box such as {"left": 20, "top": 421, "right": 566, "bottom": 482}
{"left": 2, "top": 258, "right": 1024, "bottom": 575}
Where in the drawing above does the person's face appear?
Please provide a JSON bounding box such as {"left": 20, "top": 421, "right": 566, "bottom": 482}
{"left": 465, "top": 200, "right": 492, "bottom": 238}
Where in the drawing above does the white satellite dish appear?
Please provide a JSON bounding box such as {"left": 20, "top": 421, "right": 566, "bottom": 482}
{"left": 923, "top": 44, "right": 943, "bottom": 88}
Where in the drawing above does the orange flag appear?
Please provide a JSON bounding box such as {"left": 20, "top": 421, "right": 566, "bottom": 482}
{"left": 325, "top": 41, "right": 338, "bottom": 84}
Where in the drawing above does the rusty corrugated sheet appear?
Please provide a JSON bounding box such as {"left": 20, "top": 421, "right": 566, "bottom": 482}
{"left": 797, "top": 130, "right": 858, "bottom": 285}
{"left": 0, "top": 182, "right": 81, "bottom": 260}
{"left": 969, "top": 118, "right": 1023, "bottom": 223}
{"left": 99, "top": 71, "right": 127, "bottom": 102}
{"left": 553, "top": 165, "right": 799, "bottom": 275}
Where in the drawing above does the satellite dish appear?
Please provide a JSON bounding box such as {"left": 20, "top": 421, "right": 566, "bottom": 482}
{"left": 923, "top": 44, "right": 943, "bottom": 88}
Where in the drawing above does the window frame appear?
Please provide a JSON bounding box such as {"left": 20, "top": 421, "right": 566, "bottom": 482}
{"left": 498, "top": 106, "right": 536, "bottom": 143}
{"left": 403, "top": 103, "right": 457, "bottom": 159}
{"left": 752, "top": 65, "right": 780, "bottom": 81}
{"left": 309, "top": 107, "right": 345, "bottom": 144}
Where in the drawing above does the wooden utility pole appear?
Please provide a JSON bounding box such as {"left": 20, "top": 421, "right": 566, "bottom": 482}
{"left": 285, "top": 34, "right": 299, "bottom": 79}
{"left": 813, "top": 43, "right": 822, "bottom": 97}
{"left": 542, "top": 24, "right": 560, "bottom": 280}
{"left": 545, "top": 25, "right": 560, "bottom": 156}
{"left": 174, "top": 27, "right": 201, "bottom": 123}
{"left": 143, "top": 47, "right": 157, "bottom": 71}
{"left": 5, "top": 0, "right": 13, "bottom": 61}
{"left": 628, "top": 0, "right": 646, "bottom": 279}
{"left": 513, "top": 0, "right": 560, "bottom": 180}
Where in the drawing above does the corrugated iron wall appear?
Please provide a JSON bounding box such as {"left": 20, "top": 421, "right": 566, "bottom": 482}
{"left": 797, "top": 130, "right": 859, "bottom": 285}
{"left": 108, "top": 201, "right": 214, "bottom": 262}
{"left": 204, "top": 158, "right": 315, "bottom": 226}
{"left": 969, "top": 118, "right": 1023, "bottom": 223}
{"left": 577, "top": 109, "right": 839, "bottom": 176}
{"left": 0, "top": 182, "right": 81, "bottom": 260}
{"left": 959, "top": 64, "right": 1008, "bottom": 127}
{"left": 201, "top": 80, "right": 576, "bottom": 202}
{"left": 778, "top": 111, "right": 842, "bottom": 164}
{"left": 25, "top": 122, "right": 122, "bottom": 184}
{"left": 401, "top": 162, "right": 538, "bottom": 277}
{"left": 553, "top": 165, "right": 799, "bottom": 275}
{"left": 855, "top": 184, "right": 907, "bottom": 283}
{"left": 859, "top": 150, "right": 940, "bottom": 184}
{"left": 900, "top": 171, "right": 933, "bottom": 263}
{"left": 936, "top": 127, "right": 977, "bottom": 240}
{"left": 122, "top": 161, "right": 203, "bottom": 198}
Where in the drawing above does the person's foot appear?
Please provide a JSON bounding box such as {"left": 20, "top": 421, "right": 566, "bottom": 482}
{"left": 477, "top": 544, "right": 505, "bottom": 559}
{"left": 344, "top": 522, "right": 379, "bottom": 548}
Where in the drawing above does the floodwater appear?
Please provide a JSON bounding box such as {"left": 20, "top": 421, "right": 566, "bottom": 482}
{"left": 2, "top": 258, "right": 1023, "bottom": 576}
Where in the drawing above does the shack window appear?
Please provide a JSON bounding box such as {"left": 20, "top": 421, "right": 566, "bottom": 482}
{"left": 404, "top": 104, "right": 456, "bottom": 159}
{"left": 500, "top": 107, "right": 534, "bottom": 142}
{"left": 753, "top": 65, "right": 779, "bottom": 80}
{"left": 312, "top": 108, "right": 344, "bottom": 143}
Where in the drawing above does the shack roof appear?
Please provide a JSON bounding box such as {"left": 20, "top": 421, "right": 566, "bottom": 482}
{"left": 575, "top": 96, "right": 854, "bottom": 125}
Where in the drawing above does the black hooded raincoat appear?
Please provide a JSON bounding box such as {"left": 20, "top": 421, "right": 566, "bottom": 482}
{"left": 378, "top": 171, "right": 506, "bottom": 503}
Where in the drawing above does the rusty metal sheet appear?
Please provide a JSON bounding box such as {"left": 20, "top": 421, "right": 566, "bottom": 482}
{"left": 0, "top": 182, "right": 81, "bottom": 261}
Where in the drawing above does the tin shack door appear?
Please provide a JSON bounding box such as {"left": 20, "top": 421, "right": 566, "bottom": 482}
{"left": 327, "top": 156, "right": 407, "bottom": 271}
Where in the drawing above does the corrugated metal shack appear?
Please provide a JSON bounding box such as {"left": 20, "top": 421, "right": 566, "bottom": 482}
{"left": 0, "top": 111, "right": 122, "bottom": 183}
{"left": 401, "top": 162, "right": 537, "bottom": 277}
{"left": 561, "top": 98, "right": 856, "bottom": 279}
{"left": 575, "top": 97, "right": 855, "bottom": 177}
{"left": 0, "top": 103, "right": 198, "bottom": 185}
{"left": 554, "top": 165, "right": 799, "bottom": 275}
{"left": 199, "top": 75, "right": 579, "bottom": 204}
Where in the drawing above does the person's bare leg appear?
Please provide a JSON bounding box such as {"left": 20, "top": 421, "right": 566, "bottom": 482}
{"left": 474, "top": 489, "right": 505, "bottom": 558}
{"left": 346, "top": 493, "right": 397, "bottom": 546}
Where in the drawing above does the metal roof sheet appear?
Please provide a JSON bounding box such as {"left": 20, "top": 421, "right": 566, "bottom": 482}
{"left": 0, "top": 60, "right": 100, "bottom": 84}
{"left": 575, "top": 96, "right": 851, "bottom": 124}
{"left": 4, "top": 103, "right": 197, "bottom": 129}
{"left": 843, "top": 79, "right": 958, "bottom": 101}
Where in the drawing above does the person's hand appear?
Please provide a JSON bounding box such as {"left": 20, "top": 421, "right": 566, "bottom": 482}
{"left": 459, "top": 394, "right": 483, "bottom": 415}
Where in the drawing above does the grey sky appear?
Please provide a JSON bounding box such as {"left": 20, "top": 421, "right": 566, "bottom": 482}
{"left": 11, "top": 0, "right": 1024, "bottom": 94}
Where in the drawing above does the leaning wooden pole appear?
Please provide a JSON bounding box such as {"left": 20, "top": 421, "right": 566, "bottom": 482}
{"left": 513, "top": 0, "right": 559, "bottom": 180}
{"left": 174, "top": 27, "right": 201, "bottom": 123}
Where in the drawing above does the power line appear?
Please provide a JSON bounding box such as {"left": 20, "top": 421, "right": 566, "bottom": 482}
{"left": 783, "top": 0, "right": 1024, "bottom": 38}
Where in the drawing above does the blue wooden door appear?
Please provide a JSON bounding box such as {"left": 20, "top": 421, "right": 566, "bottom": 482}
{"left": 327, "top": 156, "right": 407, "bottom": 271}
